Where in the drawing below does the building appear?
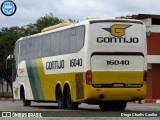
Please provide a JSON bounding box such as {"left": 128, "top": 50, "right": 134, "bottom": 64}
{"left": 117, "top": 14, "right": 160, "bottom": 100}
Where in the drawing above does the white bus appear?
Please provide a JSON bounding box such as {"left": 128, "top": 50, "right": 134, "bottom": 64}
{"left": 8, "top": 19, "right": 147, "bottom": 110}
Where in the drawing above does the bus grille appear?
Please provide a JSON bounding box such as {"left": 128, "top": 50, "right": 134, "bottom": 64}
{"left": 75, "top": 73, "right": 84, "bottom": 100}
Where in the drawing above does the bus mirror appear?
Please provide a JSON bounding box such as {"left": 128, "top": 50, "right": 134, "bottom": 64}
{"left": 6, "top": 54, "right": 14, "bottom": 70}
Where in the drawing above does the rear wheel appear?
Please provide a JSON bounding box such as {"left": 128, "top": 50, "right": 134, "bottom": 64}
{"left": 66, "top": 87, "right": 78, "bottom": 110}
{"left": 56, "top": 87, "right": 67, "bottom": 109}
{"left": 99, "top": 102, "right": 115, "bottom": 111}
{"left": 20, "top": 87, "right": 31, "bottom": 107}
{"left": 114, "top": 101, "right": 127, "bottom": 110}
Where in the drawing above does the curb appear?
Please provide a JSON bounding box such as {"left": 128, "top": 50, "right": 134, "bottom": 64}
{"left": 135, "top": 99, "right": 160, "bottom": 104}
{"left": 0, "top": 98, "right": 13, "bottom": 101}
{"left": 144, "top": 99, "right": 160, "bottom": 103}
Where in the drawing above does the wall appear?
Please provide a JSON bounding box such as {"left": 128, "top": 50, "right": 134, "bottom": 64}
{"left": 146, "top": 32, "right": 160, "bottom": 99}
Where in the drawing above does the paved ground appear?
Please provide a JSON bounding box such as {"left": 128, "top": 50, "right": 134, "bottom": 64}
{"left": 0, "top": 101, "right": 159, "bottom": 120}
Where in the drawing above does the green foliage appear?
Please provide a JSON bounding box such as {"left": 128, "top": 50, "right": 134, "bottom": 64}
{"left": 35, "top": 13, "right": 65, "bottom": 33}
{"left": 0, "top": 27, "right": 20, "bottom": 73}
{"left": 68, "top": 18, "right": 79, "bottom": 23}
{"left": 0, "top": 13, "right": 79, "bottom": 77}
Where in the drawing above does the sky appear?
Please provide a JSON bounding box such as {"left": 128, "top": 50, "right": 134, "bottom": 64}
{"left": 0, "top": 0, "right": 160, "bottom": 28}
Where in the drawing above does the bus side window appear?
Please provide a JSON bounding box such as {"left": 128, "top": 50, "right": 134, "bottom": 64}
{"left": 33, "top": 37, "right": 42, "bottom": 58}
{"left": 76, "top": 26, "right": 85, "bottom": 52}
{"left": 42, "top": 34, "right": 51, "bottom": 57}
{"left": 60, "top": 29, "right": 70, "bottom": 55}
{"left": 20, "top": 40, "right": 27, "bottom": 61}
{"left": 51, "top": 32, "right": 60, "bottom": 56}
{"left": 26, "top": 38, "right": 33, "bottom": 60}
{"left": 70, "top": 28, "right": 77, "bottom": 53}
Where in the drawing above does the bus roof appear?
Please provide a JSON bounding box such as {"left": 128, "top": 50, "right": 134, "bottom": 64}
{"left": 41, "top": 23, "right": 75, "bottom": 32}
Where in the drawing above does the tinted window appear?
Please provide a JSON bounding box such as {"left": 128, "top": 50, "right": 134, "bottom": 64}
{"left": 60, "top": 29, "right": 70, "bottom": 55}
{"left": 70, "top": 28, "right": 77, "bottom": 53}
{"left": 152, "top": 18, "right": 160, "bottom": 25}
{"left": 76, "top": 26, "right": 85, "bottom": 52}
{"left": 33, "top": 37, "right": 42, "bottom": 58}
{"left": 26, "top": 39, "right": 33, "bottom": 59}
{"left": 42, "top": 34, "right": 51, "bottom": 57}
{"left": 20, "top": 40, "right": 27, "bottom": 61}
{"left": 51, "top": 32, "right": 60, "bottom": 56}
{"left": 19, "top": 26, "right": 85, "bottom": 60}
{"left": 50, "top": 26, "right": 85, "bottom": 56}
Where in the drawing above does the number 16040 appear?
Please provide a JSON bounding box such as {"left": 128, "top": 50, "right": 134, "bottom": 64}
{"left": 106, "top": 60, "right": 130, "bottom": 65}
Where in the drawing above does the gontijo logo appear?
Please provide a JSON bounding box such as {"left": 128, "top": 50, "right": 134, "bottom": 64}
{"left": 97, "top": 24, "right": 139, "bottom": 44}
{"left": 1, "top": 0, "right": 17, "bottom": 16}
{"left": 102, "top": 24, "right": 131, "bottom": 37}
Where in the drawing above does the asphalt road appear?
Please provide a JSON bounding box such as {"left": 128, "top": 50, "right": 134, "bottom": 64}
{"left": 0, "top": 101, "right": 160, "bottom": 120}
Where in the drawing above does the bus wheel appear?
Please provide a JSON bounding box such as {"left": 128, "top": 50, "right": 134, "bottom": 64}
{"left": 20, "top": 87, "right": 31, "bottom": 107}
{"left": 115, "top": 101, "right": 127, "bottom": 110}
{"left": 66, "top": 87, "right": 78, "bottom": 110}
{"left": 56, "top": 87, "right": 67, "bottom": 109}
{"left": 99, "top": 102, "right": 114, "bottom": 111}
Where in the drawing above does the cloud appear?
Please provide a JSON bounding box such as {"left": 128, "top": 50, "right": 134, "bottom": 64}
{"left": 51, "top": 0, "right": 115, "bottom": 19}
{"left": 0, "top": 0, "right": 160, "bottom": 27}
{"left": 112, "top": 0, "right": 160, "bottom": 16}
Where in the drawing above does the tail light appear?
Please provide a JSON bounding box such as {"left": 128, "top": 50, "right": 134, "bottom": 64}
{"left": 143, "top": 70, "right": 147, "bottom": 82}
{"left": 86, "top": 70, "right": 92, "bottom": 84}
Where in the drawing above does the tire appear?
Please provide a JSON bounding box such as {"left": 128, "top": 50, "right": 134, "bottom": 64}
{"left": 56, "top": 87, "right": 67, "bottom": 109}
{"left": 66, "top": 87, "right": 78, "bottom": 110}
{"left": 21, "top": 87, "right": 31, "bottom": 107}
{"left": 99, "top": 102, "right": 114, "bottom": 111}
{"left": 115, "top": 101, "right": 127, "bottom": 111}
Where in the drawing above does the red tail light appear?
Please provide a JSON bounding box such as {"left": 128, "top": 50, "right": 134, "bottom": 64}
{"left": 143, "top": 71, "right": 147, "bottom": 82}
{"left": 86, "top": 70, "right": 92, "bottom": 84}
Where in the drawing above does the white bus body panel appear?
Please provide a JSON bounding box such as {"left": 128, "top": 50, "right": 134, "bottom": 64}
{"left": 13, "top": 61, "right": 34, "bottom": 100}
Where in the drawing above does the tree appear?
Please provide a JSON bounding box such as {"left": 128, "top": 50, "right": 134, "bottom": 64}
{"left": 68, "top": 18, "right": 79, "bottom": 23}
{"left": 35, "top": 13, "right": 65, "bottom": 32}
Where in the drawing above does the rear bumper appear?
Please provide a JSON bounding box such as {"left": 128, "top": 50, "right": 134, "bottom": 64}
{"left": 84, "top": 84, "right": 146, "bottom": 102}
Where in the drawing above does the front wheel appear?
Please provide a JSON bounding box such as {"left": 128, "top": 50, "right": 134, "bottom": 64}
{"left": 21, "top": 88, "right": 31, "bottom": 107}
{"left": 66, "top": 87, "right": 78, "bottom": 110}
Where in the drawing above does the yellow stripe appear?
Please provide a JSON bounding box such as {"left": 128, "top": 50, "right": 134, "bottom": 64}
{"left": 36, "top": 58, "right": 48, "bottom": 100}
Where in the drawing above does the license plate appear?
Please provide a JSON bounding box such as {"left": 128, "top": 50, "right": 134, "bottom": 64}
{"left": 112, "top": 83, "right": 124, "bottom": 87}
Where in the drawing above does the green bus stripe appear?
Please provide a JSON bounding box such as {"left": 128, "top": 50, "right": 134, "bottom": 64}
{"left": 31, "top": 59, "right": 44, "bottom": 100}
{"left": 26, "top": 60, "right": 39, "bottom": 100}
